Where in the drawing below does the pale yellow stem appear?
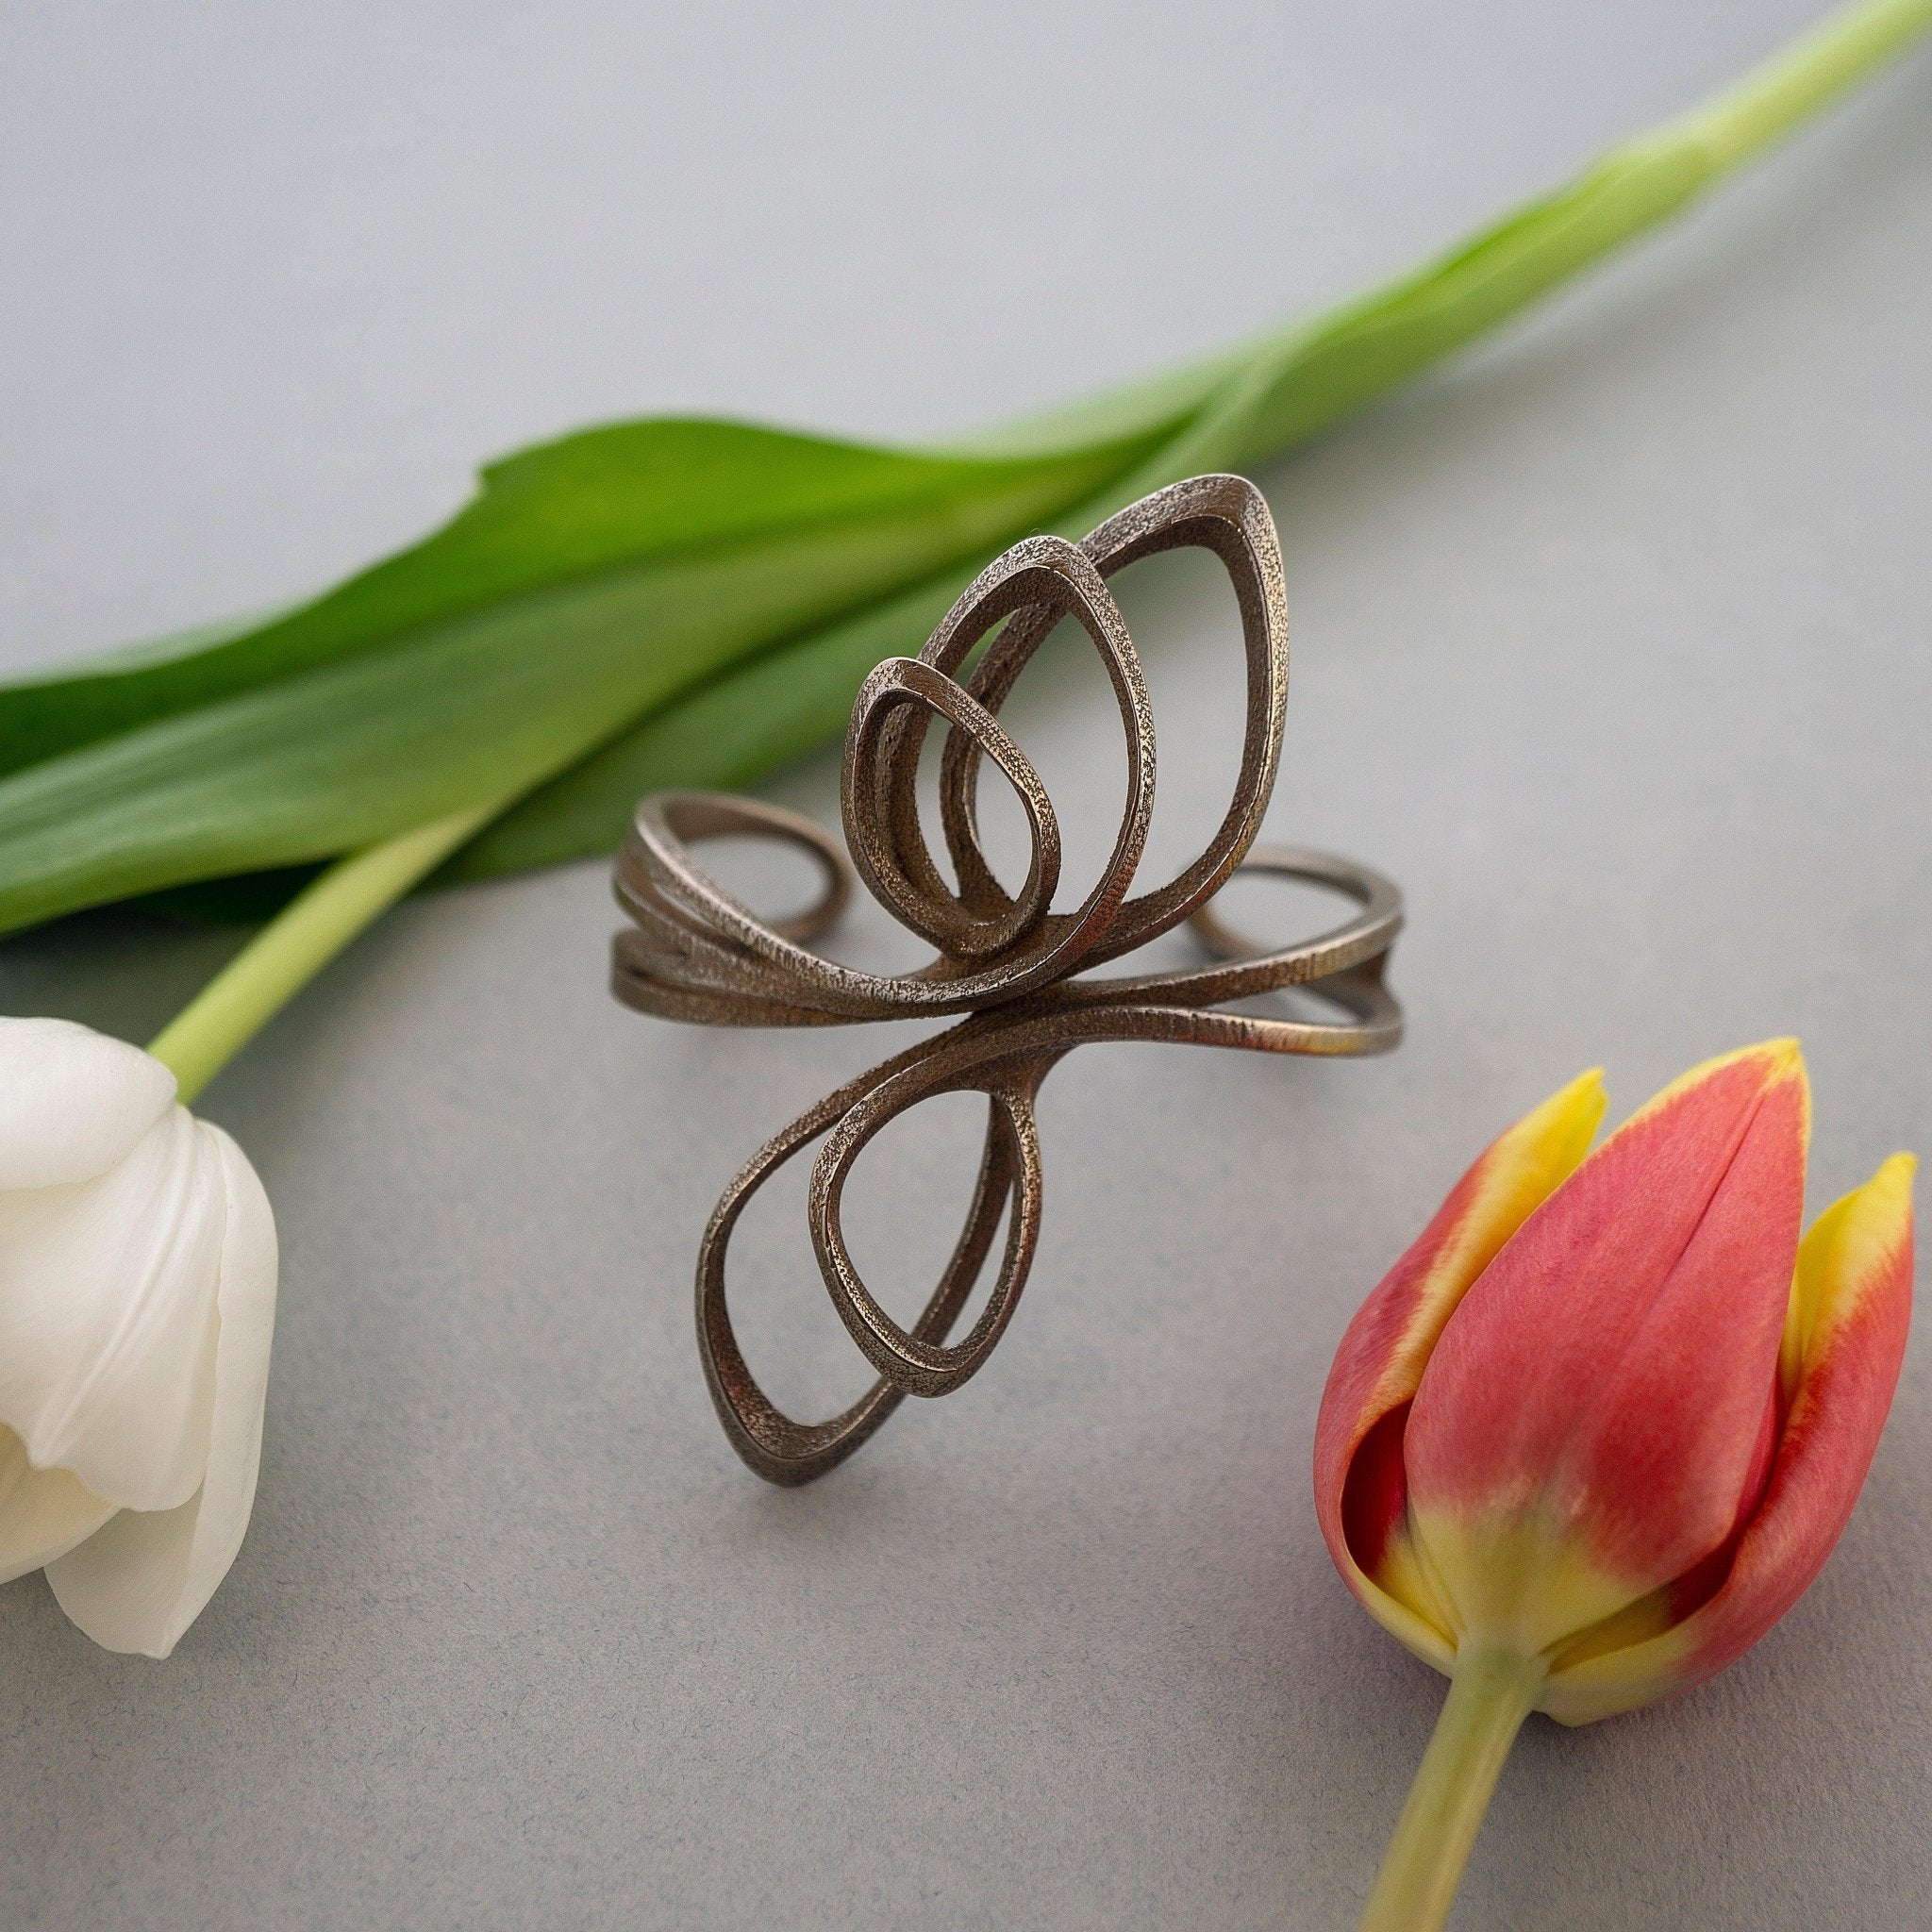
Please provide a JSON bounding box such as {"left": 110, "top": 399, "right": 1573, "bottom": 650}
{"left": 147, "top": 798, "right": 508, "bottom": 1105}
{"left": 1356, "top": 1649, "right": 1544, "bottom": 1932}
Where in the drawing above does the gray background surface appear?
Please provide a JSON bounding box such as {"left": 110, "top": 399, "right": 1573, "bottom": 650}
{"left": 3, "top": 3, "right": 1929, "bottom": 1926}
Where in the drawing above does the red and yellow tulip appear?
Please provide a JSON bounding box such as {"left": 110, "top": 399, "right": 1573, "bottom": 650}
{"left": 1316, "top": 1041, "right": 1913, "bottom": 1930}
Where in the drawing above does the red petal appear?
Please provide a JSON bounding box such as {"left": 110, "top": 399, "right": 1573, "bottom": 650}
{"left": 1676, "top": 1153, "right": 1914, "bottom": 1687}
{"left": 1407, "top": 1041, "right": 1808, "bottom": 1605}
{"left": 1541, "top": 1154, "right": 1914, "bottom": 1724}
{"left": 1313, "top": 1070, "right": 1605, "bottom": 1657}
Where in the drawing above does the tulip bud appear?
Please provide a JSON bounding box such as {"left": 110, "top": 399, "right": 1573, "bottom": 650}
{"left": 0, "top": 1016, "right": 277, "bottom": 1657}
{"left": 1317, "top": 1041, "right": 1913, "bottom": 1929}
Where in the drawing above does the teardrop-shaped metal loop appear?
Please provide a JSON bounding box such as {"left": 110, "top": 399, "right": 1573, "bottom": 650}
{"left": 692, "top": 1040, "right": 1041, "bottom": 1484}
{"left": 845, "top": 534, "right": 1157, "bottom": 979}
{"left": 844, "top": 658, "right": 1062, "bottom": 961}
{"left": 1079, "top": 474, "right": 1291, "bottom": 957}
{"left": 809, "top": 1052, "right": 1050, "bottom": 1397}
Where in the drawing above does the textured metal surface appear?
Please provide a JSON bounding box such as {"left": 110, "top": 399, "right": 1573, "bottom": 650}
{"left": 611, "top": 475, "right": 1404, "bottom": 1483}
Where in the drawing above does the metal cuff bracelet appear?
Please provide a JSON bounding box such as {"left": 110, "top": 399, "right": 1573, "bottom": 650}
{"left": 611, "top": 474, "right": 1403, "bottom": 1484}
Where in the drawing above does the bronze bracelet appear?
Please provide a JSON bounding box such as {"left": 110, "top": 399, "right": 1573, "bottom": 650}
{"left": 612, "top": 474, "right": 1403, "bottom": 1483}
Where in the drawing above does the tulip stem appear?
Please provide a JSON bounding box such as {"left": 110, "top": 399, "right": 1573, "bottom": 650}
{"left": 1356, "top": 1649, "right": 1544, "bottom": 1932}
{"left": 146, "top": 799, "right": 512, "bottom": 1105}
{"left": 1677, "top": 0, "right": 1932, "bottom": 171}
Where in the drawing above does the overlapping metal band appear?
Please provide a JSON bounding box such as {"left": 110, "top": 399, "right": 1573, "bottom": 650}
{"left": 612, "top": 474, "right": 1403, "bottom": 1484}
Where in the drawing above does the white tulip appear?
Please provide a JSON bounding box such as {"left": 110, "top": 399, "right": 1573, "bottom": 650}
{"left": 0, "top": 1015, "right": 277, "bottom": 1657}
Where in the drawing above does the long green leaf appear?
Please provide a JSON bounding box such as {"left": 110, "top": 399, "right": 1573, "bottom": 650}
{"left": 0, "top": 442, "right": 1154, "bottom": 934}
{"left": 6, "top": 0, "right": 1926, "bottom": 932}
{"left": 0, "top": 421, "right": 1167, "bottom": 781}
{"left": 455, "top": 0, "right": 1932, "bottom": 881}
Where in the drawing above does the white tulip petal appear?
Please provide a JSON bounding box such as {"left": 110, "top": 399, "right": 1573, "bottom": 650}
{"left": 0, "top": 1425, "right": 114, "bottom": 1585}
{"left": 48, "top": 1124, "right": 277, "bottom": 1658}
{"left": 0, "top": 1104, "right": 225, "bottom": 1510}
{"left": 0, "top": 1017, "right": 176, "bottom": 1189}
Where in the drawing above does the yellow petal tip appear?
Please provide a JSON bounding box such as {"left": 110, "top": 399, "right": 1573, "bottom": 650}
{"left": 1518, "top": 1067, "right": 1607, "bottom": 1165}
{"left": 1734, "top": 1036, "right": 1804, "bottom": 1080}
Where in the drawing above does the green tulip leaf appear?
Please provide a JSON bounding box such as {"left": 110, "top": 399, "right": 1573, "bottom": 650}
{"left": 6, "top": 0, "right": 1925, "bottom": 936}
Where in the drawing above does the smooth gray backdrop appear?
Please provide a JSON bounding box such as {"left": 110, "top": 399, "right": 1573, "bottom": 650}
{"left": 3, "top": 4, "right": 1928, "bottom": 1927}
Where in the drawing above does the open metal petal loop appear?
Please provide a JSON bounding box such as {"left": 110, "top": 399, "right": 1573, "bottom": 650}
{"left": 810, "top": 1060, "right": 1048, "bottom": 1399}
{"left": 845, "top": 657, "right": 1064, "bottom": 961}
{"left": 613, "top": 474, "right": 1406, "bottom": 1483}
